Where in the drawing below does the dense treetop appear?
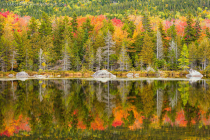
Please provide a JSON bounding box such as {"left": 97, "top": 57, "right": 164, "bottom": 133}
{"left": 0, "top": 10, "right": 210, "bottom": 72}
{"left": 0, "top": 0, "right": 210, "bottom": 19}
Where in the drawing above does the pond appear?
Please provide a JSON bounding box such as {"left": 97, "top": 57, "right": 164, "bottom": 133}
{"left": 0, "top": 78, "right": 210, "bottom": 139}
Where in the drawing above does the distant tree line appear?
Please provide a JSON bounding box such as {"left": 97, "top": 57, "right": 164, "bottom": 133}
{"left": 0, "top": 0, "right": 210, "bottom": 19}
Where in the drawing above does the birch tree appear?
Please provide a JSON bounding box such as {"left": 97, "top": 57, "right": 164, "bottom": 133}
{"left": 198, "top": 37, "right": 210, "bottom": 70}
{"left": 169, "top": 39, "right": 178, "bottom": 59}
{"left": 157, "top": 30, "right": 164, "bottom": 59}
{"left": 103, "top": 30, "right": 115, "bottom": 70}
{"left": 118, "top": 42, "right": 131, "bottom": 71}
{"left": 96, "top": 47, "right": 102, "bottom": 70}
{"left": 62, "top": 19, "right": 72, "bottom": 71}
{"left": 169, "top": 39, "right": 178, "bottom": 69}
{"left": 62, "top": 40, "right": 71, "bottom": 71}
{"left": 157, "top": 89, "right": 164, "bottom": 118}
{"left": 38, "top": 48, "right": 45, "bottom": 70}
{"left": 10, "top": 50, "right": 16, "bottom": 71}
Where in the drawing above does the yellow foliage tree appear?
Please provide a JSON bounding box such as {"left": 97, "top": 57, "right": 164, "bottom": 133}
{"left": 140, "top": 32, "right": 154, "bottom": 66}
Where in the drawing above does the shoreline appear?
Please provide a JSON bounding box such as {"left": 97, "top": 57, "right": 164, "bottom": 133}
{"left": 0, "top": 70, "right": 208, "bottom": 79}
{"left": 0, "top": 77, "right": 208, "bottom": 82}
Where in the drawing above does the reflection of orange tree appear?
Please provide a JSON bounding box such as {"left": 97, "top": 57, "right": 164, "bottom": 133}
{"left": 0, "top": 115, "right": 31, "bottom": 137}
{"left": 112, "top": 104, "right": 143, "bottom": 130}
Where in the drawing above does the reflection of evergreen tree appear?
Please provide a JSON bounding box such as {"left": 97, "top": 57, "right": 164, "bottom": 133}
{"left": 15, "top": 81, "right": 28, "bottom": 117}
{"left": 140, "top": 84, "right": 155, "bottom": 118}
{"left": 159, "top": 91, "right": 169, "bottom": 125}
{"left": 0, "top": 91, "right": 5, "bottom": 131}
{"left": 123, "top": 110, "right": 135, "bottom": 127}
{"left": 178, "top": 81, "right": 189, "bottom": 106}
{"left": 40, "top": 111, "right": 53, "bottom": 135}
{"left": 82, "top": 106, "right": 93, "bottom": 129}
{"left": 184, "top": 102, "right": 200, "bottom": 129}
{"left": 71, "top": 113, "right": 78, "bottom": 133}
{"left": 52, "top": 85, "right": 65, "bottom": 127}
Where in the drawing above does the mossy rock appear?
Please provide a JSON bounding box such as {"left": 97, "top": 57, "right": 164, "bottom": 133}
{"left": 175, "top": 72, "right": 180, "bottom": 78}
{"left": 84, "top": 73, "right": 91, "bottom": 77}
{"left": 74, "top": 72, "right": 82, "bottom": 77}
{"left": 140, "top": 72, "right": 147, "bottom": 77}
{"left": 64, "top": 72, "right": 73, "bottom": 77}
{"left": 121, "top": 72, "right": 128, "bottom": 77}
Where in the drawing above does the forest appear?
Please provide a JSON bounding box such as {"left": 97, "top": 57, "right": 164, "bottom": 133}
{"left": 0, "top": 0, "right": 210, "bottom": 19}
{"left": 1, "top": 9, "right": 210, "bottom": 72}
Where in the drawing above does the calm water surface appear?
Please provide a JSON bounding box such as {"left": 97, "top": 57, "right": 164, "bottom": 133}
{"left": 0, "top": 78, "right": 210, "bottom": 139}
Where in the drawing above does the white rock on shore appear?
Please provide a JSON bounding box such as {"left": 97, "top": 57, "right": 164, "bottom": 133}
{"left": 92, "top": 70, "right": 116, "bottom": 78}
{"left": 16, "top": 71, "right": 29, "bottom": 78}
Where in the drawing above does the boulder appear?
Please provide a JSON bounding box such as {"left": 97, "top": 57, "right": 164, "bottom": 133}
{"left": 8, "top": 74, "right": 14, "bottom": 78}
{"left": 127, "top": 73, "right": 133, "bottom": 78}
{"left": 16, "top": 71, "right": 29, "bottom": 78}
{"left": 146, "top": 66, "right": 155, "bottom": 72}
{"left": 92, "top": 70, "right": 116, "bottom": 78}
{"left": 134, "top": 73, "right": 139, "bottom": 77}
{"left": 34, "top": 75, "right": 46, "bottom": 78}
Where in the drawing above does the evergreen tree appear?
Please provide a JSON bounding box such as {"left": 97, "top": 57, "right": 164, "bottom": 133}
{"left": 178, "top": 44, "right": 190, "bottom": 70}
{"left": 84, "top": 39, "right": 94, "bottom": 71}
{"left": 62, "top": 18, "right": 73, "bottom": 71}
{"left": 167, "top": 22, "right": 176, "bottom": 40}
{"left": 82, "top": 17, "right": 94, "bottom": 36}
{"left": 142, "top": 13, "right": 152, "bottom": 33}
{"left": 122, "top": 15, "right": 136, "bottom": 38}
{"left": 39, "top": 12, "right": 52, "bottom": 37}
{"left": 28, "top": 17, "right": 38, "bottom": 38}
{"left": 0, "top": 16, "right": 4, "bottom": 37}
{"left": 194, "top": 19, "right": 201, "bottom": 40}
{"left": 189, "top": 42, "right": 198, "bottom": 69}
{"left": 14, "top": 30, "right": 30, "bottom": 71}
{"left": 53, "top": 16, "right": 72, "bottom": 60}
{"left": 1, "top": 21, "right": 16, "bottom": 71}
{"left": 183, "top": 13, "right": 196, "bottom": 45}
{"left": 140, "top": 33, "right": 154, "bottom": 66}
{"left": 158, "top": 22, "right": 169, "bottom": 60}
{"left": 71, "top": 13, "right": 78, "bottom": 34}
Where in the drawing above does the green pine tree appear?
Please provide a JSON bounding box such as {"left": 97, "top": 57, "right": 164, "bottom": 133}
{"left": 178, "top": 44, "right": 190, "bottom": 70}
{"left": 71, "top": 12, "right": 78, "bottom": 34}
{"left": 183, "top": 13, "right": 196, "bottom": 45}
{"left": 39, "top": 12, "right": 52, "bottom": 37}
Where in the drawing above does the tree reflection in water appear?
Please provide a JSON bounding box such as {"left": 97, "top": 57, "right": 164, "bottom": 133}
{"left": 0, "top": 79, "right": 210, "bottom": 139}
